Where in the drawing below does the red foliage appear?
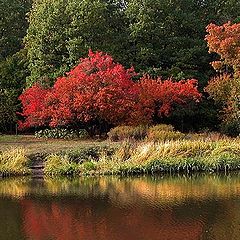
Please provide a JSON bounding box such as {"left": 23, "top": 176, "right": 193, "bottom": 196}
{"left": 19, "top": 50, "right": 201, "bottom": 130}
{"left": 18, "top": 84, "right": 50, "bottom": 129}
{"left": 138, "top": 76, "right": 201, "bottom": 118}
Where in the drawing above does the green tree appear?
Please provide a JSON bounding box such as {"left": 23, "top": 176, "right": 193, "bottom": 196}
{"left": 125, "top": 0, "right": 240, "bottom": 82}
{"left": 0, "top": 50, "right": 29, "bottom": 132}
{"left": 25, "top": 0, "right": 128, "bottom": 85}
{"left": 0, "top": 0, "right": 32, "bottom": 60}
{"left": 0, "top": 90, "right": 18, "bottom": 132}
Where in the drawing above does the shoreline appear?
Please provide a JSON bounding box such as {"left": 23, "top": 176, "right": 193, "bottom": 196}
{"left": 1, "top": 138, "right": 240, "bottom": 177}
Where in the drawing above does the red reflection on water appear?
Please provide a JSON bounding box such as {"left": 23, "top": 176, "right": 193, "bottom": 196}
{"left": 21, "top": 199, "right": 204, "bottom": 240}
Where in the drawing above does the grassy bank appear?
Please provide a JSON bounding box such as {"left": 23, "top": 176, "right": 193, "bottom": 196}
{"left": 44, "top": 139, "right": 240, "bottom": 176}
{"left": 0, "top": 134, "right": 240, "bottom": 177}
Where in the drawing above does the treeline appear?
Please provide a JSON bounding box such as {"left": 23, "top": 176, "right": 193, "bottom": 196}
{"left": 1, "top": 0, "right": 240, "bottom": 134}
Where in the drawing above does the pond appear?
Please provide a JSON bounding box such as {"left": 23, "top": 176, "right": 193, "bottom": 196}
{"left": 0, "top": 173, "right": 240, "bottom": 240}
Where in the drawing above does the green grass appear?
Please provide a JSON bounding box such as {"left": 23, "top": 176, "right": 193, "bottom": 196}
{"left": 0, "top": 135, "right": 25, "bottom": 142}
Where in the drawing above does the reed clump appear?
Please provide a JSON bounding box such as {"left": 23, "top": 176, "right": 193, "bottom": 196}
{"left": 44, "top": 154, "right": 79, "bottom": 176}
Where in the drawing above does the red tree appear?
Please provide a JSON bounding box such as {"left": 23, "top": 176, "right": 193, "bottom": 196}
{"left": 138, "top": 76, "right": 201, "bottom": 119}
{"left": 19, "top": 50, "right": 201, "bottom": 132}
{"left": 18, "top": 84, "right": 50, "bottom": 129}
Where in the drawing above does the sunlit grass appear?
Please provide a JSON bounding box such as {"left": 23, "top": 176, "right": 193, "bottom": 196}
{"left": 0, "top": 148, "right": 30, "bottom": 176}
{"left": 44, "top": 139, "right": 240, "bottom": 176}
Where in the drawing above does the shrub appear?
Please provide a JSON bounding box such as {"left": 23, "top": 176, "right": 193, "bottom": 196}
{"left": 35, "top": 128, "right": 89, "bottom": 140}
{"left": 147, "top": 124, "right": 185, "bottom": 141}
{"left": 147, "top": 130, "right": 185, "bottom": 141}
{"left": 220, "top": 121, "right": 240, "bottom": 137}
{"left": 147, "top": 124, "right": 174, "bottom": 132}
{"left": 108, "top": 125, "right": 148, "bottom": 141}
{"left": 64, "top": 146, "right": 116, "bottom": 163}
{"left": 80, "top": 161, "right": 97, "bottom": 171}
{"left": 108, "top": 124, "right": 185, "bottom": 142}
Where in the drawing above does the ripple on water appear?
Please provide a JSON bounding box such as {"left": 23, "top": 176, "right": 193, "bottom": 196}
{"left": 0, "top": 173, "right": 240, "bottom": 240}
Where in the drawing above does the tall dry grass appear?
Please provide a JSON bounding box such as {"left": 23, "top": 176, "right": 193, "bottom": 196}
{"left": 0, "top": 148, "right": 30, "bottom": 176}
{"left": 40, "top": 138, "right": 240, "bottom": 176}
{"left": 96, "top": 139, "right": 240, "bottom": 174}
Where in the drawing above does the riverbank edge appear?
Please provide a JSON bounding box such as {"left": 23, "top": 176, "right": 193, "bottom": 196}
{"left": 1, "top": 139, "right": 240, "bottom": 177}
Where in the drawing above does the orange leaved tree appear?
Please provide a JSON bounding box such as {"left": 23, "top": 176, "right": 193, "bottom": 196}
{"left": 205, "top": 22, "right": 240, "bottom": 135}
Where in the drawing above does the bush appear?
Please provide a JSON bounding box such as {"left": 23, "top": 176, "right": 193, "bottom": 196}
{"left": 35, "top": 128, "right": 89, "bottom": 140}
{"left": 108, "top": 124, "right": 184, "bottom": 142}
{"left": 44, "top": 145, "right": 117, "bottom": 176}
{"left": 81, "top": 161, "right": 97, "bottom": 171}
{"left": 147, "top": 125, "right": 185, "bottom": 141}
{"left": 220, "top": 121, "right": 240, "bottom": 137}
{"left": 148, "top": 124, "right": 174, "bottom": 132}
{"left": 108, "top": 125, "right": 148, "bottom": 141}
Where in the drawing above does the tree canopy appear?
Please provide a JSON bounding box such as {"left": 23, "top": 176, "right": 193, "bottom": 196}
{"left": 0, "top": 0, "right": 31, "bottom": 60}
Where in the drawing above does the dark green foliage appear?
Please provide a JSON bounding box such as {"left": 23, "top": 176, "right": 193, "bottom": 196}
{"left": 0, "top": 90, "right": 18, "bottom": 131}
{"left": 0, "top": 0, "right": 31, "bottom": 60}
{"left": 125, "top": 0, "right": 240, "bottom": 81}
{"left": 221, "top": 121, "right": 240, "bottom": 137}
{"left": 26, "top": 0, "right": 240, "bottom": 86}
{"left": 0, "top": 50, "right": 28, "bottom": 91}
{"left": 0, "top": 50, "right": 29, "bottom": 132}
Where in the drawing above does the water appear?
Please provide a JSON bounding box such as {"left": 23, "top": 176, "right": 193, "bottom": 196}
{"left": 0, "top": 173, "right": 240, "bottom": 240}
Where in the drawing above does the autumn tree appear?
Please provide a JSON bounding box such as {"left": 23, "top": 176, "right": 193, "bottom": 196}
{"left": 205, "top": 21, "right": 240, "bottom": 135}
{"left": 206, "top": 21, "right": 240, "bottom": 74}
{"left": 137, "top": 76, "right": 201, "bottom": 122}
{"left": 19, "top": 51, "right": 144, "bottom": 133}
{"left": 19, "top": 50, "right": 201, "bottom": 134}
